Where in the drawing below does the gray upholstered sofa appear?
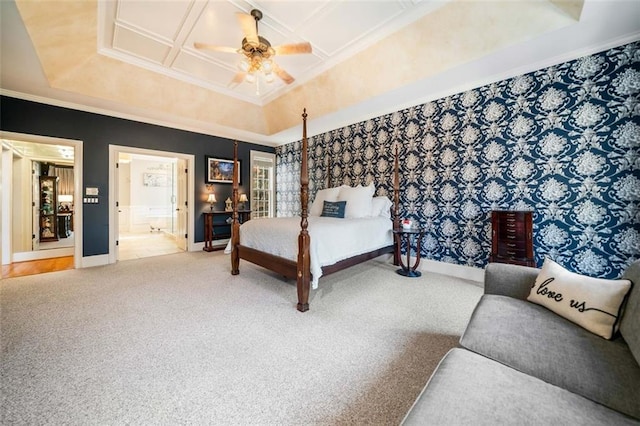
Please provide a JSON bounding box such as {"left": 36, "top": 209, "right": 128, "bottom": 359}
{"left": 402, "top": 260, "right": 640, "bottom": 425}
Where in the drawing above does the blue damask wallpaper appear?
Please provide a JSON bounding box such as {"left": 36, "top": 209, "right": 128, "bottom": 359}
{"left": 276, "top": 41, "right": 640, "bottom": 279}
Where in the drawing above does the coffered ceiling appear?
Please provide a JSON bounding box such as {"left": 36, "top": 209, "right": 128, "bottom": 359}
{"left": 2, "top": 1, "right": 639, "bottom": 146}
{"left": 99, "top": 0, "right": 444, "bottom": 103}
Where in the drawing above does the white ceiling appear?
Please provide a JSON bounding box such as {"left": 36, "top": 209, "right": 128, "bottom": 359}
{"left": 2, "top": 1, "right": 640, "bottom": 147}
{"left": 1, "top": 139, "right": 74, "bottom": 163}
{"left": 98, "top": 0, "right": 444, "bottom": 103}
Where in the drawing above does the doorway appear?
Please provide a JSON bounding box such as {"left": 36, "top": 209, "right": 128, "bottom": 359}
{"left": 109, "top": 145, "right": 194, "bottom": 263}
{"left": 249, "top": 150, "right": 276, "bottom": 218}
{"left": 1, "top": 131, "right": 83, "bottom": 276}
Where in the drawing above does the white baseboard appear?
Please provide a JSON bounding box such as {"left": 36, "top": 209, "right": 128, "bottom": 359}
{"left": 420, "top": 259, "right": 484, "bottom": 283}
{"left": 380, "top": 253, "right": 484, "bottom": 283}
{"left": 12, "top": 248, "right": 74, "bottom": 262}
{"left": 81, "top": 254, "right": 110, "bottom": 268}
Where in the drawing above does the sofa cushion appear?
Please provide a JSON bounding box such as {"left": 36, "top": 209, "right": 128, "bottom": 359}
{"left": 484, "top": 262, "right": 539, "bottom": 300}
{"left": 460, "top": 295, "right": 640, "bottom": 419}
{"left": 527, "top": 258, "right": 631, "bottom": 339}
{"left": 401, "top": 348, "right": 638, "bottom": 426}
{"left": 621, "top": 260, "right": 640, "bottom": 366}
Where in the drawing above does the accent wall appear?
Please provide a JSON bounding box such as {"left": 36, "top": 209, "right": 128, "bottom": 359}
{"left": 275, "top": 41, "right": 640, "bottom": 279}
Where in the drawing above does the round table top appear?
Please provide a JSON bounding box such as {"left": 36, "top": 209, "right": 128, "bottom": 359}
{"left": 393, "top": 227, "right": 424, "bottom": 235}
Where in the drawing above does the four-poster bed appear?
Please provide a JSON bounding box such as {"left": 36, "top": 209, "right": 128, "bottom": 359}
{"left": 230, "top": 109, "right": 401, "bottom": 312}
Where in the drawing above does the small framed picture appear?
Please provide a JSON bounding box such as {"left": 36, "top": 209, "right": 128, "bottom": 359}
{"left": 206, "top": 156, "right": 240, "bottom": 184}
{"left": 143, "top": 172, "right": 170, "bottom": 187}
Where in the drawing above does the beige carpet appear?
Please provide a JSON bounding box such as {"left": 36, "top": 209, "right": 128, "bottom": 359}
{"left": 1, "top": 251, "right": 483, "bottom": 425}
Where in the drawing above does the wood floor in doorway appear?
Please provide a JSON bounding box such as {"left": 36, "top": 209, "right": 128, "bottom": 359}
{"left": 1, "top": 256, "right": 74, "bottom": 278}
{"left": 2, "top": 231, "right": 181, "bottom": 278}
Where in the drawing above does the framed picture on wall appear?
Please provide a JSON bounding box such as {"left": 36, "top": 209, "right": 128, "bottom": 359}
{"left": 143, "top": 172, "right": 170, "bottom": 187}
{"left": 206, "top": 156, "right": 240, "bottom": 184}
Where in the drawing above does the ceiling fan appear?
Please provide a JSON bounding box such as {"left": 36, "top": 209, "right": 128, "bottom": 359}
{"left": 194, "top": 9, "right": 312, "bottom": 89}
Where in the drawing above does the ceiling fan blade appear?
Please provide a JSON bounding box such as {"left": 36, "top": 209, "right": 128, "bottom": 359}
{"left": 273, "top": 63, "right": 294, "bottom": 84}
{"left": 193, "top": 42, "right": 237, "bottom": 54}
{"left": 274, "top": 42, "right": 312, "bottom": 55}
{"left": 237, "top": 12, "right": 259, "bottom": 45}
{"left": 228, "top": 72, "right": 246, "bottom": 87}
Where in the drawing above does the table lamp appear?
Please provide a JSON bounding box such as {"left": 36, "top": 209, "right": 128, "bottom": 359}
{"left": 207, "top": 193, "right": 217, "bottom": 211}
{"left": 238, "top": 193, "right": 248, "bottom": 211}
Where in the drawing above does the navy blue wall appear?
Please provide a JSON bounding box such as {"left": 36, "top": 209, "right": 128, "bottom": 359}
{"left": 1, "top": 96, "right": 274, "bottom": 257}
{"left": 276, "top": 41, "right": 640, "bottom": 279}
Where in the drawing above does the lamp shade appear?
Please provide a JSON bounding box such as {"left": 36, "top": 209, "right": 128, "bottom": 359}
{"left": 238, "top": 194, "right": 248, "bottom": 202}
{"left": 58, "top": 194, "right": 73, "bottom": 203}
{"left": 207, "top": 193, "right": 217, "bottom": 203}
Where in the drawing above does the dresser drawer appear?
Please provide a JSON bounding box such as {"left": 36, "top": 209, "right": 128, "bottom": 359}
{"left": 497, "top": 240, "right": 526, "bottom": 252}
{"left": 499, "top": 220, "right": 526, "bottom": 237}
{"left": 497, "top": 245, "right": 527, "bottom": 258}
{"left": 490, "top": 210, "right": 535, "bottom": 267}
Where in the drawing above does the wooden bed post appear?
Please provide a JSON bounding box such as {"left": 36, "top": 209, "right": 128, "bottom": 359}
{"left": 393, "top": 145, "right": 400, "bottom": 266}
{"left": 297, "top": 109, "right": 311, "bottom": 312}
{"left": 231, "top": 140, "right": 240, "bottom": 275}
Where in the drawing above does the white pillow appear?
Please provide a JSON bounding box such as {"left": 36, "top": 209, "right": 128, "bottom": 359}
{"left": 371, "top": 196, "right": 393, "bottom": 218}
{"left": 337, "top": 183, "right": 374, "bottom": 218}
{"left": 310, "top": 186, "right": 341, "bottom": 216}
{"left": 527, "top": 258, "right": 632, "bottom": 339}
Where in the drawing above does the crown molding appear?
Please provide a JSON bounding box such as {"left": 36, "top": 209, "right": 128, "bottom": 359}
{"left": 0, "top": 89, "right": 279, "bottom": 147}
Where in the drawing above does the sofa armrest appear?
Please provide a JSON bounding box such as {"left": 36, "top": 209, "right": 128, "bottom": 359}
{"left": 484, "top": 263, "right": 539, "bottom": 300}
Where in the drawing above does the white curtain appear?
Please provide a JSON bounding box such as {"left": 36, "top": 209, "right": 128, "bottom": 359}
{"left": 49, "top": 166, "right": 74, "bottom": 195}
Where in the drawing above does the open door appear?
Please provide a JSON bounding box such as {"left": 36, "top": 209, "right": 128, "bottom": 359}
{"left": 176, "top": 158, "right": 188, "bottom": 251}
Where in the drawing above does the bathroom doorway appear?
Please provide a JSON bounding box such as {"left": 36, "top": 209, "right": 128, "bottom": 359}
{"left": 109, "top": 146, "right": 194, "bottom": 262}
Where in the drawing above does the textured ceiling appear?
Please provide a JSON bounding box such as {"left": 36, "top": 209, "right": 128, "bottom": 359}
{"left": 2, "top": 1, "right": 639, "bottom": 146}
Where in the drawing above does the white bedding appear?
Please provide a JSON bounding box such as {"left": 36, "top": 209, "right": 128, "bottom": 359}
{"left": 230, "top": 216, "right": 393, "bottom": 289}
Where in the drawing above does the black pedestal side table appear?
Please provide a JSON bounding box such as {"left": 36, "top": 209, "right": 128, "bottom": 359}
{"left": 393, "top": 227, "right": 425, "bottom": 277}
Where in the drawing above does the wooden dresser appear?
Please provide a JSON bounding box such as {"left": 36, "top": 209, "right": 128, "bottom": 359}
{"left": 490, "top": 210, "right": 535, "bottom": 267}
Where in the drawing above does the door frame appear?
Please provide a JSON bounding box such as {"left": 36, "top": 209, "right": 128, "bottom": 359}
{"left": 0, "top": 131, "right": 83, "bottom": 267}
{"left": 108, "top": 145, "right": 195, "bottom": 263}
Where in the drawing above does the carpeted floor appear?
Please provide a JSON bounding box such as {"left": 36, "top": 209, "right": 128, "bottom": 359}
{"left": 0, "top": 251, "right": 483, "bottom": 425}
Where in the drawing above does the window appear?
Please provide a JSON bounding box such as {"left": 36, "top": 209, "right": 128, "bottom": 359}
{"left": 250, "top": 151, "right": 275, "bottom": 218}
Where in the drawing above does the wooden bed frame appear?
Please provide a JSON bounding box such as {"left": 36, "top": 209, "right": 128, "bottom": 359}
{"left": 231, "top": 109, "right": 400, "bottom": 312}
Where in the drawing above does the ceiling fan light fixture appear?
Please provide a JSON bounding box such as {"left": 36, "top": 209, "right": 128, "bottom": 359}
{"left": 238, "top": 58, "right": 250, "bottom": 72}
{"left": 195, "top": 8, "right": 312, "bottom": 94}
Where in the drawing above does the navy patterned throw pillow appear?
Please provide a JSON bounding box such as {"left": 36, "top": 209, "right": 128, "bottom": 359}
{"left": 321, "top": 201, "right": 346, "bottom": 218}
